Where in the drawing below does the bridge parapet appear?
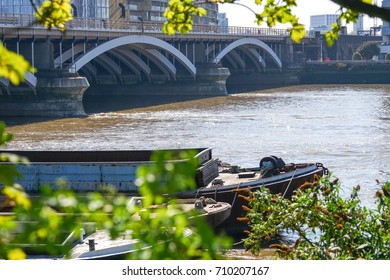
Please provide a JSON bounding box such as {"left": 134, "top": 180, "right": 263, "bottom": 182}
{"left": 0, "top": 13, "right": 290, "bottom": 40}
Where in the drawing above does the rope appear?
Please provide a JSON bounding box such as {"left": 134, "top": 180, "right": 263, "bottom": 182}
{"left": 282, "top": 168, "right": 298, "bottom": 198}
{"left": 230, "top": 183, "right": 242, "bottom": 210}
{"left": 232, "top": 239, "right": 245, "bottom": 246}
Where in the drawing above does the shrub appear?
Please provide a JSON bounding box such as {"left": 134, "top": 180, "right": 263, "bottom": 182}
{"left": 243, "top": 175, "right": 390, "bottom": 260}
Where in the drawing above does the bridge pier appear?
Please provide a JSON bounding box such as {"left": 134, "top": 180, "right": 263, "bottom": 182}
{"left": 0, "top": 69, "right": 90, "bottom": 117}
{"left": 0, "top": 41, "right": 90, "bottom": 117}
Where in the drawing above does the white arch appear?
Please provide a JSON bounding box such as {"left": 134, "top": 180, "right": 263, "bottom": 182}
{"left": 79, "top": 63, "right": 98, "bottom": 84}
{"left": 68, "top": 35, "right": 196, "bottom": 78}
{"left": 0, "top": 78, "right": 11, "bottom": 95}
{"left": 25, "top": 72, "right": 37, "bottom": 88}
{"left": 245, "top": 48, "right": 266, "bottom": 72}
{"left": 129, "top": 45, "right": 172, "bottom": 81}
{"left": 228, "top": 50, "right": 246, "bottom": 69}
{"left": 110, "top": 50, "right": 142, "bottom": 81}
{"left": 146, "top": 48, "right": 176, "bottom": 79}
{"left": 54, "top": 44, "right": 85, "bottom": 67}
{"left": 0, "top": 78, "right": 10, "bottom": 87}
{"left": 213, "top": 38, "right": 282, "bottom": 71}
{"left": 115, "top": 49, "right": 152, "bottom": 82}
{"left": 94, "top": 54, "right": 122, "bottom": 83}
{"left": 0, "top": 73, "right": 36, "bottom": 94}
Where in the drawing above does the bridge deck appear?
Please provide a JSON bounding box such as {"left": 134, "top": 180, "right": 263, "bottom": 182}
{"left": 0, "top": 14, "right": 291, "bottom": 42}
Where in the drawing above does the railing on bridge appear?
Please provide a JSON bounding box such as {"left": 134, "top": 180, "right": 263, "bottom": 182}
{"left": 0, "top": 13, "right": 290, "bottom": 37}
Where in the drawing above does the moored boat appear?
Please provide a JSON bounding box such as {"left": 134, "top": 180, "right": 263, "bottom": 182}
{"left": 0, "top": 148, "right": 327, "bottom": 235}
{"left": 0, "top": 196, "right": 231, "bottom": 260}
{"left": 180, "top": 157, "right": 327, "bottom": 235}
{"left": 70, "top": 197, "right": 231, "bottom": 260}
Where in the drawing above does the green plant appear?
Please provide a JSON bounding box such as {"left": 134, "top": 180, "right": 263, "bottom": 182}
{"left": 352, "top": 52, "right": 362, "bottom": 60}
{"left": 385, "top": 53, "right": 390, "bottom": 61}
{"left": 336, "top": 62, "right": 347, "bottom": 69}
{"left": 243, "top": 174, "right": 390, "bottom": 260}
{"left": 0, "top": 127, "right": 232, "bottom": 260}
{"left": 129, "top": 149, "right": 232, "bottom": 259}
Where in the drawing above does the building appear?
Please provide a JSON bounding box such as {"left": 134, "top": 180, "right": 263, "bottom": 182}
{"left": 310, "top": 14, "right": 339, "bottom": 32}
{"left": 218, "top": 12, "right": 228, "bottom": 27}
{"left": 0, "top": 0, "right": 218, "bottom": 26}
{"left": 0, "top": 0, "right": 44, "bottom": 15}
{"left": 72, "top": 0, "right": 109, "bottom": 19}
{"left": 380, "top": 0, "right": 390, "bottom": 59}
{"left": 382, "top": 0, "right": 390, "bottom": 42}
{"left": 352, "top": 15, "right": 364, "bottom": 35}
{"left": 102, "top": 0, "right": 218, "bottom": 25}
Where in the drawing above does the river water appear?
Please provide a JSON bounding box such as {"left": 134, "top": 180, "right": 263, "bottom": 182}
{"left": 4, "top": 84, "right": 390, "bottom": 203}
{"left": 2, "top": 84, "right": 390, "bottom": 259}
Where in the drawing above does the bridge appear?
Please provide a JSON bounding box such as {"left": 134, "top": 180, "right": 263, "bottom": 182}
{"left": 0, "top": 15, "right": 380, "bottom": 117}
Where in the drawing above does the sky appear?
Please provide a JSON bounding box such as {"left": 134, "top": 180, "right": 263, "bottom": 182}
{"left": 217, "top": 0, "right": 378, "bottom": 30}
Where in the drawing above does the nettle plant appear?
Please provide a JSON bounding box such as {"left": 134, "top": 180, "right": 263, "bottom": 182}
{"left": 242, "top": 174, "right": 390, "bottom": 260}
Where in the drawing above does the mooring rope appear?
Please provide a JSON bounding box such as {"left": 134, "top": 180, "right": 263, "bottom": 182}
{"left": 230, "top": 182, "right": 243, "bottom": 210}
{"left": 282, "top": 168, "right": 298, "bottom": 198}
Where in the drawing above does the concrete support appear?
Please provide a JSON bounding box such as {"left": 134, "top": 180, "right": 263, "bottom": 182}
{"left": 0, "top": 40, "right": 90, "bottom": 117}
{"left": 0, "top": 70, "right": 90, "bottom": 117}
{"left": 194, "top": 43, "right": 206, "bottom": 64}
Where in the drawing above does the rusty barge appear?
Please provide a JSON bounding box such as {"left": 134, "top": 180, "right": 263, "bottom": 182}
{"left": 0, "top": 148, "right": 327, "bottom": 234}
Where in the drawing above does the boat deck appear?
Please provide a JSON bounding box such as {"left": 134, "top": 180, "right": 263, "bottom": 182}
{"left": 207, "top": 171, "right": 263, "bottom": 188}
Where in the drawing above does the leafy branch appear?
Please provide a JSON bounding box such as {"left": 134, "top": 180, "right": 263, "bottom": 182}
{"left": 163, "top": 0, "right": 389, "bottom": 45}
{"left": 0, "top": 128, "right": 232, "bottom": 259}
{"left": 243, "top": 175, "right": 390, "bottom": 259}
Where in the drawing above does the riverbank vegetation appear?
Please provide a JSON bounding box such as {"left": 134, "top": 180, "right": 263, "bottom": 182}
{"left": 242, "top": 174, "right": 390, "bottom": 259}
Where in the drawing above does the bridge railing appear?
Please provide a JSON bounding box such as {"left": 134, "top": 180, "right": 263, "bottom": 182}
{"left": 0, "top": 13, "right": 290, "bottom": 37}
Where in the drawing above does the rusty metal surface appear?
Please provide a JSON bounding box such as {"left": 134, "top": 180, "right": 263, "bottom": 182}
{"left": 0, "top": 148, "right": 210, "bottom": 162}
{"left": 0, "top": 148, "right": 213, "bottom": 193}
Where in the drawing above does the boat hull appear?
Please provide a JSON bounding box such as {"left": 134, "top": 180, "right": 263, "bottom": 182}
{"left": 0, "top": 149, "right": 326, "bottom": 235}
{"left": 177, "top": 164, "right": 326, "bottom": 236}
{"left": 0, "top": 148, "right": 213, "bottom": 193}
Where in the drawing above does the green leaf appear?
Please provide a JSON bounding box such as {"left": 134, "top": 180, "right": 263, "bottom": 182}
{"left": 36, "top": 0, "right": 73, "bottom": 31}
{"left": 0, "top": 42, "right": 36, "bottom": 85}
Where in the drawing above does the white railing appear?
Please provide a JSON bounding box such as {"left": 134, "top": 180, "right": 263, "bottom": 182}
{"left": 0, "top": 13, "right": 290, "bottom": 37}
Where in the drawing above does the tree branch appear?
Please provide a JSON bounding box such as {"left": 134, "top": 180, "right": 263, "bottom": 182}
{"left": 331, "top": 0, "right": 390, "bottom": 22}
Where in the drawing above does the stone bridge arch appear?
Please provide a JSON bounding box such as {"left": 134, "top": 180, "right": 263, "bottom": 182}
{"left": 213, "top": 38, "right": 282, "bottom": 72}
{"left": 66, "top": 35, "right": 196, "bottom": 80}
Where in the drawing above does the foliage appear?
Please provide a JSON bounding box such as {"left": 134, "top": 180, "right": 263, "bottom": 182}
{"left": 35, "top": 0, "right": 73, "bottom": 31}
{"left": 0, "top": 121, "right": 30, "bottom": 196}
{"left": 243, "top": 175, "right": 390, "bottom": 260}
{"left": 0, "top": 42, "right": 36, "bottom": 86}
{"left": 163, "top": 0, "right": 207, "bottom": 35}
{"left": 130, "top": 150, "right": 232, "bottom": 259}
{"left": 356, "top": 41, "right": 380, "bottom": 60}
{"left": 164, "top": 0, "right": 390, "bottom": 46}
{"left": 386, "top": 53, "right": 390, "bottom": 61}
{"left": 352, "top": 52, "right": 362, "bottom": 60}
{"left": 0, "top": 0, "right": 72, "bottom": 86}
{"left": 0, "top": 131, "right": 231, "bottom": 260}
